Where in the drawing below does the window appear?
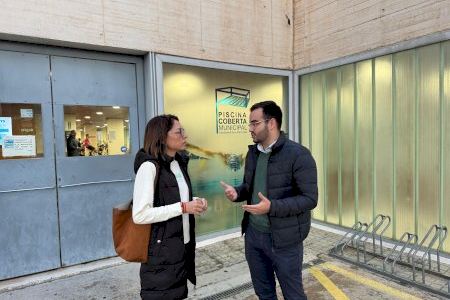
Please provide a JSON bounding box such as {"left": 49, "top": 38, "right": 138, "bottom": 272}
{"left": 163, "top": 63, "right": 289, "bottom": 235}
{"left": 64, "top": 105, "right": 130, "bottom": 157}
{"left": 299, "top": 41, "right": 450, "bottom": 254}
{"left": 0, "top": 103, "right": 43, "bottom": 160}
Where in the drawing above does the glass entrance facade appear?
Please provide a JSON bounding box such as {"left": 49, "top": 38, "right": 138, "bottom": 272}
{"left": 300, "top": 41, "right": 450, "bottom": 252}
{"left": 162, "top": 63, "right": 290, "bottom": 235}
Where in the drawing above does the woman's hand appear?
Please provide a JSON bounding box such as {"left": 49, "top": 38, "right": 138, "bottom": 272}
{"left": 184, "top": 198, "right": 208, "bottom": 215}
{"left": 196, "top": 197, "right": 208, "bottom": 213}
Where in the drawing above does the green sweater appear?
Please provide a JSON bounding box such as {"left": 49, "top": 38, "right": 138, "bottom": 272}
{"left": 249, "top": 152, "right": 270, "bottom": 233}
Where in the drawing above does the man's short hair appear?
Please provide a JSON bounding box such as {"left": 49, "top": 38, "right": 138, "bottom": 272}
{"left": 250, "top": 100, "right": 282, "bottom": 130}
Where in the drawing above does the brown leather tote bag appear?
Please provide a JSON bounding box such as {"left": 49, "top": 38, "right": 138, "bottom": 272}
{"left": 112, "top": 199, "right": 151, "bottom": 262}
{"left": 112, "top": 163, "right": 159, "bottom": 263}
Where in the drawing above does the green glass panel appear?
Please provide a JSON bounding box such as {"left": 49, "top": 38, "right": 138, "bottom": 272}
{"left": 311, "top": 72, "right": 325, "bottom": 221}
{"left": 300, "top": 75, "right": 310, "bottom": 149}
{"left": 374, "top": 56, "right": 393, "bottom": 237}
{"left": 325, "top": 68, "right": 339, "bottom": 224}
{"left": 394, "top": 51, "right": 416, "bottom": 238}
{"left": 356, "top": 60, "right": 373, "bottom": 224}
{"left": 444, "top": 40, "right": 450, "bottom": 252}
{"left": 340, "top": 65, "right": 356, "bottom": 228}
{"left": 417, "top": 45, "right": 440, "bottom": 240}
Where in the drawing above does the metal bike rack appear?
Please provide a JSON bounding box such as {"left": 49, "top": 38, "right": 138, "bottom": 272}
{"left": 410, "top": 225, "right": 448, "bottom": 284}
{"left": 355, "top": 214, "right": 391, "bottom": 263}
{"left": 383, "top": 232, "right": 418, "bottom": 274}
{"left": 371, "top": 215, "right": 391, "bottom": 256}
{"left": 332, "top": 221, "right": 367, "bottom": 256}
{"left": 330, "top": 217, "right": 450, "bottom": 298}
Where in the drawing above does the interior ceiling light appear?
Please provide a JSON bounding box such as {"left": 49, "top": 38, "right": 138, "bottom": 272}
{"left": 76, "top": 119, "right": 81, "bottom": 122}
{"left": 96, "top": 112, "right": 103, "bottom": 115}
{"left": 104, "top": 124, "right": 108, "bottom": 126}
{"left": 96, "top": 125, "right": 100, "bottom": 128}
{"left": 113, "top": 106, "right": 120, "bottom": 109}
{"left": 125, "top": 119, "right": 129, "bottom": 123}
{"left": 84, "top": 116, "right": 91, "bottom": 119}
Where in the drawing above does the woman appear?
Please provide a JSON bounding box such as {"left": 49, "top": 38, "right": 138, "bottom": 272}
{"left": 82, "top": 133, "right": 96, "bottom": 155}
{"left": 132, "top": 114, "right": 207, "bottom": 299}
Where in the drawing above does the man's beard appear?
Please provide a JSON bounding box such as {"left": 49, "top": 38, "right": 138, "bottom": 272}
{"left": 252, "top": 128, "right": 269, "bottom": 144}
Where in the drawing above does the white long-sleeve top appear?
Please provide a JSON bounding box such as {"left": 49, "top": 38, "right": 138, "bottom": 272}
{"left": 132, "top": 160, "right": 190, "bottom": 244}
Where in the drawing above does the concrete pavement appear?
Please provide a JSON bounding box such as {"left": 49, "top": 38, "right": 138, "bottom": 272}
{"left": 0, "top": 224, "right": 448, "bottom": 299}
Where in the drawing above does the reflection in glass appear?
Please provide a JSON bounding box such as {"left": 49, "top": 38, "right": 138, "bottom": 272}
{"left": 394, "top": 50, "right": 415, "bottom": 240}
{"left": 356, "top": 60, "right": 373, "bottom": 224}
{"left": 325, "top": 68, "right": 339, "bottom": 224}
{"left": 417, "top": 45, "right": 440, "bottom": 240}
{"left": 64, "top": 105, "right": 130, "bottom": 157}
{"left": 375, "top": 56, "right": 393, "bottom": 238}
{"left": 444, "top": 40, "right": 450, "bottom": 252}
{"left": 0, "top": 103, "right": 43, "bottom": 160}
{"left": 311, "top": 72, "right": 324, "bottom": 221}
{"left": 300, "top": 76, "right": 310, "bottom": 149}
{"left": 186, "top": 144, "right": 244, "bottom": 234}
{"left": 340, "top": 65, "right": 355, "bottom": 227}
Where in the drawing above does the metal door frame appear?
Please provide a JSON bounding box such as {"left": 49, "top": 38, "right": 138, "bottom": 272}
{"left": 0, "top": 48, "right": 59, "bottom": 279}
{"left": 153, "top": 54, "right": 296, "bottom": 142}
{"left": 0, "top": 40, "right": 147, "bottom": 276}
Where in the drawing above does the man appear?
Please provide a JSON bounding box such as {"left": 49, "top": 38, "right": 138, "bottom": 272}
{"left": 66, "top": 130, "right": 81, "bottom": 156}
{"left": 220, "top": 101, "right": 318, "bottom": 300}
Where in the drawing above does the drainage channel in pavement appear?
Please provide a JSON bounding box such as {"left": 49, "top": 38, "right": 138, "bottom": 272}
{"left": 198, "top": 256, "right": 447, "bottom": 300}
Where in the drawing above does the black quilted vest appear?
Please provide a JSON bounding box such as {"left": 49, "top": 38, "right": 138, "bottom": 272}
{"left": 134, "top": 149, "right": 196, "bottom": 300}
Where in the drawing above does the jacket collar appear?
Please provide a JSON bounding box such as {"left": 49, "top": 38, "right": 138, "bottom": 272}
{"left": 249, "top": 131, "right": 287, "bottom": 154}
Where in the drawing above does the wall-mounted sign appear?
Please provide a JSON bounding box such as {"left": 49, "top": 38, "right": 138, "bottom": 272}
{"left": 215, "top": 87, "right": 250, "bottom": 134}
{"left": 0, "top": 117, "right": 13, "bottom": 145}
{"left": 20, "top": 109, "right": 33, "bottom": 118}
{"left": 2, "top": 135, "right": 36, "bottom": 157}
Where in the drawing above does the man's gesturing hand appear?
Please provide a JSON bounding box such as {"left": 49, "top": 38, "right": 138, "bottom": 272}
{"left": 242, "top": 192, "right": 271, "bottom": 215}
{"left": 220, "top": 181, "right": 237, "bottom": 202}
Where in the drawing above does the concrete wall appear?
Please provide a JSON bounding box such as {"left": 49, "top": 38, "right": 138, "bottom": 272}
{"left": 0, "top": 0, "right": 293, "bottom": 69}
{"left": 294, "top": 0, "right": 450, "bottom": 69}
{"left": 3, "top": 0, "right": 449, "bottom": 71}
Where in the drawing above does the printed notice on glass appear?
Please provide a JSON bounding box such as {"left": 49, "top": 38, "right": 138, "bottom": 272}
{"left": 2, "top": 135, "right": 36, "bottom": 157}
{"left": 20, "top": 109, "right": 33, "bottom": 118}
{"left": 0, "top": 117, "right": 13, "bottom": 145}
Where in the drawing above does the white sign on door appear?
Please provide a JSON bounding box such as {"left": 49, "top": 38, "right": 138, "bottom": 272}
{"left": 2, "top": 135, "right": 36, "bottom": 157}
{"left": 20, "top": 109, "right": 34, "bottom": 118}
{"left": 0, "top": 117, "right": 13, "bottom": 145}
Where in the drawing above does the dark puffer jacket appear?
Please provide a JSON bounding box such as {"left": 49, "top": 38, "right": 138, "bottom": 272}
{"left": 235, "top": 133, "right": 318, "bottom": 249}
{"left": 134, "top": 149, "right": 196, "bottom": 300}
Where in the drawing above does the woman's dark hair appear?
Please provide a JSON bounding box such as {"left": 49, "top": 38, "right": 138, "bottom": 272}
{"left": 143, "top": 114, "right": 179, "bottom": 158}
{"left": 250, "top": 100, "right": 282, "bottom": 130}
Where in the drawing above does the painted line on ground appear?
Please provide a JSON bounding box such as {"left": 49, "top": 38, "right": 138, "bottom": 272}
{"left": 310, "top": 266, "right": 349, "bottom": 300}
{"left": 320, "top": 262, "right": 421, "bottom": 300}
